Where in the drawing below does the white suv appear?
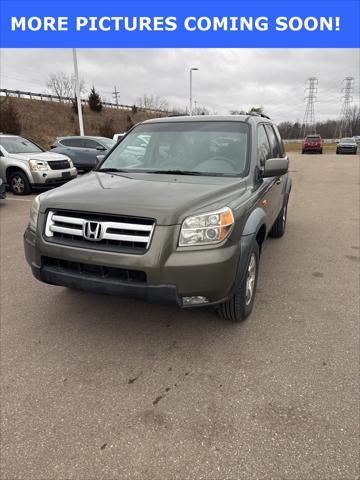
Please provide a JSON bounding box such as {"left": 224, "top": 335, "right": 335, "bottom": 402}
{"left": 0, "top": 134, "right": 77, "bottom": 195}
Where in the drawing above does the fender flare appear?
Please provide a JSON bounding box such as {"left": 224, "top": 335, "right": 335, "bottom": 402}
{"left": 242, "top": 207, "right": 267, "bottom": 236}
{"left": 283, "top": 176, "right": 292, "bottom": 203}
{"left": 227, "top": 209, "right": 266, "bottom": 297}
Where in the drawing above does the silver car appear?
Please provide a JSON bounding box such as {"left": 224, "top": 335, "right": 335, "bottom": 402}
{"left": 0, "top": 135, "right": 77, "bottom": 195}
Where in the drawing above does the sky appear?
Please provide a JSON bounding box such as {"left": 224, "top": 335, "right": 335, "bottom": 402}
{"left": 1, "top": 48, "right": 359, "bottom": 123}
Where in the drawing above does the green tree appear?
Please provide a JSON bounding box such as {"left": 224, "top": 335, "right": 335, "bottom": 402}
{"left": 88, "top": 86, "right": 103, "bottom": 112}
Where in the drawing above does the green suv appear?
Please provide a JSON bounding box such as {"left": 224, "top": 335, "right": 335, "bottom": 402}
{"left": 24, "top": 115, "right": 291, "bottom": 322}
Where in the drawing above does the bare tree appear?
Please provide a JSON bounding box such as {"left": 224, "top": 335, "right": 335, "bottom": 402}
{"left": 348, "top": 105, "right": 360, "bottom": 136}
{"left": 46, "top": 72, "right": 86, "bottom": 100}
{"left": 136, "top": 94, "right": 169, "bottom": 112}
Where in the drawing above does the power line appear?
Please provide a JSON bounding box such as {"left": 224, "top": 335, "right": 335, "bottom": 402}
{"left": 301, "top": 77, "right": 318, "bottom": 137}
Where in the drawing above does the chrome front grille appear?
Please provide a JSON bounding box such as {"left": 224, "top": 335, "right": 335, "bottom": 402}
{"left": 44, "top": 210, "right": 155, "bottom": 254}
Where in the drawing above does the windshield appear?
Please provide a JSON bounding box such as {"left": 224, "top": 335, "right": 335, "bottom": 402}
{"left": 306, "top": 136, "right": 320, "bottom": 141}
{"left": 341, "top": 138, "right": 355, "bottom": 143}
{"left": 99, "top": 121, "right": 249, "bottom": 176}
{"left": 0, "top": 136, "right": 43, "bottom": 154}
{"left": 99, "top": 138, "right": 116, "bottom": 149}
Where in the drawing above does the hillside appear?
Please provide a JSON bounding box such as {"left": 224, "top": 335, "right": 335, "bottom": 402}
{"left": 0, "top": 96, "right": 162, "bottom": 148}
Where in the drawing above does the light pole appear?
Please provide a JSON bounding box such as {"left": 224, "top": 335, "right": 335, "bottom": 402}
{"left": 72, "top": 48, "right": 84, "bottom": 136}
{"left": 189, "top": 67, "right": 199, "bottom": 116}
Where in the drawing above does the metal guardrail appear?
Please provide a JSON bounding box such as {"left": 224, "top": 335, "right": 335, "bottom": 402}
{"left": 0, "top": 88, "right": 168, "bottom": 114}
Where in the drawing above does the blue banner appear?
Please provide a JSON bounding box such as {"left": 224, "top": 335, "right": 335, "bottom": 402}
{"left": 0, "top": 0, "right": 359, "bottom": 48}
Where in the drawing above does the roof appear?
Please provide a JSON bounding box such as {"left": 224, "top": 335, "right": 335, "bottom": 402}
{"left": 142, "top": 114, "right": 272, "bottom": 125}
{"left": 57, "top": 136, "right": 113, "bottom": 140}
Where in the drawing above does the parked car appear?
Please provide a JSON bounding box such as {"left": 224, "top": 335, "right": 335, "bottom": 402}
{"left": 24, "top": 114, "right": 291, "bottom": 323}
{"left": 0, "top": 178, "right": 6, "bottom": 199}
{"left": 113, "top": 133, "right": 126, "bottom": 143}
{"left": 351, "top": 135, "right": 360, "bottom": 145}
{"left": 336, "top": 137, "right": 358, "bottom": 154}
{"left": 0, "top": 134, "right": 77, "bottom": 195}
{"left": 302, "top": 134, "right": 323, "bottom": 154}
{"left": 51, "top": 136, "right": 115, "bottom": 172}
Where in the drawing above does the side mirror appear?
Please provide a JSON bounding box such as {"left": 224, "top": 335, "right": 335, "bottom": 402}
{"left": 96, "top": 145, "right": 106, "bottom": 151}
{"left": 96, "top": 154, "right": 105, "bottom": 165}
{"left": 262, "top": 157, "right": 289, "bottom": 178}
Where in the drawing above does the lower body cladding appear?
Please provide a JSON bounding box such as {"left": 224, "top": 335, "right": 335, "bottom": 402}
{"left": 24, "top": 225, "right": 241, "bottom": 308}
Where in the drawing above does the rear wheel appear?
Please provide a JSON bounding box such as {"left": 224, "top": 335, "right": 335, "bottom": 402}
{"left": 320, "top": 149, "right": 323, "bottom": 154}
{"left": 269, "top": 202, "right": 288, "bottom": 238}
{"left": 9, "top": 171, "right": 31, "bottom": 195}
{"left": 217, "top": 243, "right": 259, "bottom": 322}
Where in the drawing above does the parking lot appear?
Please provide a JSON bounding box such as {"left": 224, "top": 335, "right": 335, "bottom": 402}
{"left": 1, "top": 152, "right": 359, "bottom": 479}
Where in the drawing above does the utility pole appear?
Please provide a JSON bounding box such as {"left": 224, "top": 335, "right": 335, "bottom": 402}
{"left": 72, "top": 48, "right": 84, "bottom": 136}
{"left": 301, "top": 77, "right": 318, "bottom": 138}
{"left": 336, "top": 77, "right": 354, "bottom": 138}
{"left": 189, "top": 67, "right": 199, "bottom": 116}
{"left": 113, "top": 86, "right": 120, "bottom": 107}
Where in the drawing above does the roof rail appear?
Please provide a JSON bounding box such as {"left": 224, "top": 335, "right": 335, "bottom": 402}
{"left": 248, "top": 112, "right": 271, "bottom": 120}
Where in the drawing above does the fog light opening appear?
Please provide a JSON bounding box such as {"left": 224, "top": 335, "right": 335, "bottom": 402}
{"left": 182, "top": 296, "right": 209, "bottom": 306}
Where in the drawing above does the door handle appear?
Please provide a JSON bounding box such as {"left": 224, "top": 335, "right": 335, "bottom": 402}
{"left": 276, "top": 178, "right": 282, "bottom": 185}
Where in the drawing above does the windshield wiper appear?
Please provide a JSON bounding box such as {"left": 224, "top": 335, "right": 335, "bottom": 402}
{"left": 148, "top": 170, "right": 205, "bottom": 176}
{"left": 98, "top": 168, "right": 128, "bottom": 173}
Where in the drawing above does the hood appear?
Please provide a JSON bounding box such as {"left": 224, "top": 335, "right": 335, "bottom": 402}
{"left": 40, "top": 171, "right": 247, "bottom": 225}
{"left": 7, "top": 151, "right": 70, "bottom": 162}
{"left": 339, "top": 142, "right": 356, "bottom": 146}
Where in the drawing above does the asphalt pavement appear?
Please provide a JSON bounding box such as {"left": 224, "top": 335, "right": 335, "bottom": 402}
{"left": 1, "top": 153, "right": 359, "bottom": 480}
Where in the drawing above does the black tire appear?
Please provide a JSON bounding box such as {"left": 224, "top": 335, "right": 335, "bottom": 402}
{"left": 269, "top": 202, "right": 288, "bottom": 238}
{"left": 336, "top": 150, "right": 339, "bottom": 154}
{"left": 320, "top": 149, "right": 323, "bottom": 154}
{"left": 302, "top": 150, "right": 305, "bottom": 154}
{"left": 217, "top": 243, "right": 259, "bottom": 322}
{"left": 8, "top": 170, "right": 31, "bottom": 195}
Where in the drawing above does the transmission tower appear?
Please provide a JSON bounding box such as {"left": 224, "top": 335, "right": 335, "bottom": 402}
{"left": 301, "top": 77, "right": 318, "bottom": 137}
{"left": 336, "top": 77, "right": 354, "bottom": 138}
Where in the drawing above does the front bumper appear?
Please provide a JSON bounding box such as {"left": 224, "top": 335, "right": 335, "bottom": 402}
{"left": 336, "top": 147, "right": 357, "bottom": 154}
{"left": 31, "top": 167, "right": 77, "bottom": 186}
{"left": 24, "top": 225, "right": 241, "bottom": 307}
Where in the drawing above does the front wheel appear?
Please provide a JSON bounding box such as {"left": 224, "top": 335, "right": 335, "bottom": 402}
{"left": 269, "top": 202, "right": 288, "bottom": 238}
{"left": 9, "top": 171, "right": 31, "bottom": 195}
{"left": 217, "top": 243, "right": 259, "bottom": 322}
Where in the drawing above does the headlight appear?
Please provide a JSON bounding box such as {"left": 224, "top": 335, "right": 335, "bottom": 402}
{"left": 29, "top": 195, "right": 41, "bottom": 231}
{"left": 29, "top": 159, "right": 49, "bottom": 171}
{"left": 179, "top": 207, "right": 234, "bottom": 247}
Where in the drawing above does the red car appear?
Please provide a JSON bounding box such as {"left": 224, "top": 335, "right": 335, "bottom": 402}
{"left": 302, "top": 134, "right": 323, "bottom": 154}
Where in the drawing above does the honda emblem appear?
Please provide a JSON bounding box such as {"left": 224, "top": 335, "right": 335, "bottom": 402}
{"left": 83, "top": 221, "right": 103, "bottom": 241}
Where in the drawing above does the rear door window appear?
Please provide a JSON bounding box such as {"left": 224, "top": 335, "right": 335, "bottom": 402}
{"left": 60, "top": 138, "right": 85, "bottom": 148}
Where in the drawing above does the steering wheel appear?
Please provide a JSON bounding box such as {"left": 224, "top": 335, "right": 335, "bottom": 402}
{"left": 206, "top": 156, "right": 239, "bottom": 171}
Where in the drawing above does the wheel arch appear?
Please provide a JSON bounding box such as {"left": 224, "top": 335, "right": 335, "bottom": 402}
{"left": 6, "top": 165, "right": 32, "bottom": 184}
